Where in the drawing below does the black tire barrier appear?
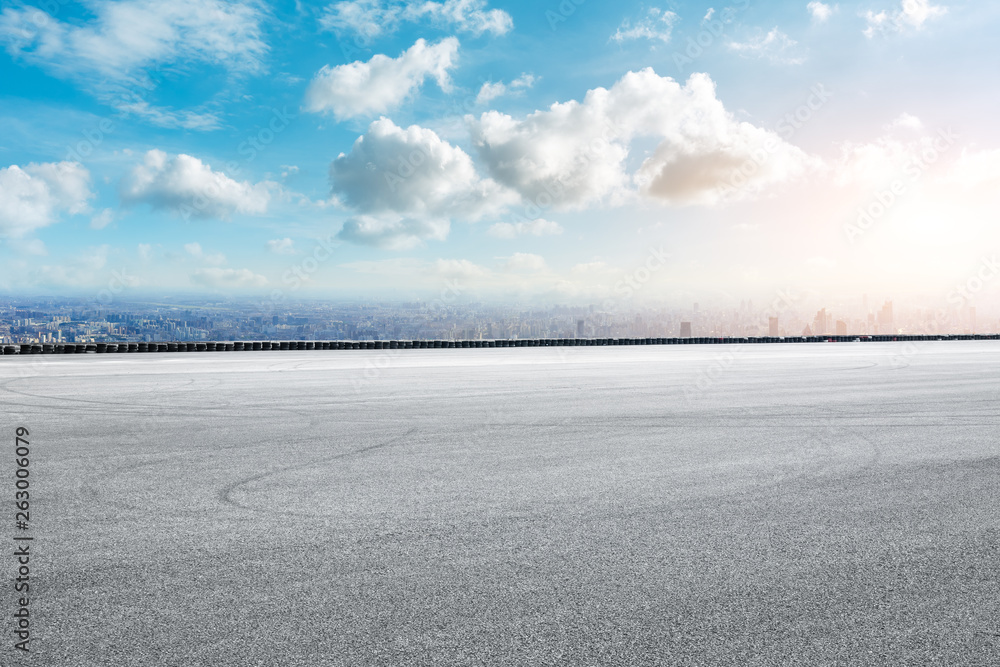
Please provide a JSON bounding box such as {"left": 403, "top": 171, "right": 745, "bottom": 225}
{"left": 4, "top": 336, "right": 998, "bottom": 357}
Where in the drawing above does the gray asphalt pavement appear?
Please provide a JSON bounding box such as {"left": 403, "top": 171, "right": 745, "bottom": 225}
{"left": 1, "top": 342, "right": 998, "bottom": 666}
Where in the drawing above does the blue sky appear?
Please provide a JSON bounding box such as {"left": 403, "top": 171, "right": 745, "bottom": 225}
{"left": 1, "top": 0, "right": 999, "bottom": 307}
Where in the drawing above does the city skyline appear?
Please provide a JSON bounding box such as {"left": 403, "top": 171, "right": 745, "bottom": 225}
{"left": 0, "top": 291, "right": 986, "bottom": 345}
{"left": 2, "top": 1, "right": 1000, "bottom": 306}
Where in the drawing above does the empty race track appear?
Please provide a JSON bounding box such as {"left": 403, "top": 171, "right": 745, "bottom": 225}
{"left": 1, "top": 342, "right": 998, "bottom": 666}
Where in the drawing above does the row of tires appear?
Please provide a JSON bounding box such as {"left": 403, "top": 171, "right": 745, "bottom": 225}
{"left": 2, "top": 334, "right": 998, "bottom": 355}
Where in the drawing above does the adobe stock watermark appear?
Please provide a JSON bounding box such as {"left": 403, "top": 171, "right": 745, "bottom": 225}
{"left": 546, "top": 0, "right": 588, "bottom": 30}
{"left": 720, "top": 83, "right": 832, "bottom": 199}
{"left": 90, "top": 268, "right": 137, "bottom": 307}
{"left": 507, "top": 118, "right": 624, "bottom": 228}
{"left": 844, "top": 127, "right": 959, "bottom": 244}
{"left": 258, "top": 233, "right": 339, "bottom": 314}
{"left": 683, "top": 286, "right": 801, "bottom": 402}
{"left": 946, "top": 255, "right": 1000, "bottom": 308}
{"left": 177, "top": 106, "right": 295, "bottom": 220}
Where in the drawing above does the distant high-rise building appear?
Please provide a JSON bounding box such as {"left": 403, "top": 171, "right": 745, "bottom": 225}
{"left": 680, "top": 322, "right": 692, "bottom": 337}
{"left": 769, "top": 317, "right": 779, "bottom": 337}
{"left": 878, "top": 300, "right": 893, "bottom": 328}
{"left": 577, "top": 319, "right": 585, "bottom": 336}
{"left": 813, "top": 308, "right": 830, "bottom": 335}
{"left": 836, "top": 320, "right": 847, "bottom": 336}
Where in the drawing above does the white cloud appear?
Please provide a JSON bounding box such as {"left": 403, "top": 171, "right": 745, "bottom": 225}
{"left": 304, "top": 38, "right": 459, "bottom": 120}
{"left": 7, "top": 238, "right": 47, "bottom": 256}
{"left": 120, "top": 150, "right": 271, "bottom": 219}
{"left": 320, "top": 0, "right": 512, "bottom": 39}
{"left": 611, "top": 8, "right": 678, "bottom": 44}
{"left": 807, "top": 2, "right": 834, "bottom": 22}
{"left": 267, "top": 238, "right": 296, "bottom": 254}
{"left": 336, "top": 215, "right": 450, "bottom": 250}
{"left": 728, "top": 28, "right": 804, "bottom": 64}
{"left": 475, "top": 73, "right": 536, "bottom": 105}
{"left": 946, "top": 149, "right": 1000, "bottom": 189}
{"left": 184, "top": 242, "right": 226, "bottom": 265}
{"left": 488, "top": 218, "right": 563, "bottom": 239}
{"left": 887, "top": 113, "right": 923, "bottom": 130}
{"left": 330, "top": 117, "right": 514, "bottom": 224}
{"left": 832, "top": 124, "right": 958, "bottom": 187}
{"left": 90, "top": 208, "right": 115, "bottom": 230}
{"left": 138, "top": 243, "right": 153, "bottom": 260}
{"left": 503, "top": 252, "right": 547, "bottom": 272}
{"left": 476, "top": 81, "right": 507, "bottom": 106}
{"left": 469, "top": 69, "right": 811, "bottom": 208}
{"left": 433, "top": 258, "right": 489, "bottom": 278}
{"left": 0, "top": 0, "right": 266, "bottom": 126}
{"left": 320, "top": 0, "right": 401, "bottom": 40}
{"left": 191, "top": 267, "right": 268, "bottom": 288}
{"left": 863, "top": 0, "right": 946, "bottom": 38}
{"left": 0, "top": 161, "right": 92, "bottom": 237}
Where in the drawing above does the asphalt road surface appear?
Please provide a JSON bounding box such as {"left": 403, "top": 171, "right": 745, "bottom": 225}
{"left": 1, "top": 342, "right": 998, "bottom": 666}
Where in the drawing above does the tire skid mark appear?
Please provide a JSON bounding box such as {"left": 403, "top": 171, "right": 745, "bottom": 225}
{"left": 219, "top": 427, "right": 419, "bottom": 514}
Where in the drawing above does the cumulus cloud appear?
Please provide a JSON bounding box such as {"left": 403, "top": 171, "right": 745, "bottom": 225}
{"left": 807, "top": 2, "right": 834, "bottom": 22}
{"left": 475, "top": 73, "right": 536, "bottom": 105}
{"left": 267, "top": 238, "right": 296, "bottom": 254}
{"left": 503, "top": 252, "right": 547, "bottom": 272}
{"left": 469, "top": 69, "right": 811, "bottom": 208}
{"left": 728, "top": 28, "right": 804, "bottom": 64}
{"left": 336, "top": 215, "right": 450, "bottom": 250}
{"left": 191, "top": 267, "right": 268, "bottom": 288}
{"left": 832, "top": 123, "right": 959, "bottom": 187}
{"left": 320, "top": 0, "right": 512, "bottom": 39}
{"left": 120, "top": 150, "right": 271, "bottom": 219}
{"left": 331, "top": 117, "right": 513, "bottom": 222}
{"left": 305, "top": 38, "right": 459, "bottom": 120}
{"left": 611, "top": 8, "right": 678, "bottom": 44}
{"left": 0, "top": 161, "right": 92, "bottom": 237}
{"left": 487, "top": 218, "right": 563, "bottom": 239}
{"left": 863, "top": 0, "right": 946, "bottom": 38}
{"left": 0, "top": 0, "right": 266, "bottom": 127}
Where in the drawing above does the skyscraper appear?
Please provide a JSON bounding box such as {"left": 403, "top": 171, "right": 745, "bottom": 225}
{"left": 769, "top": 317, "right": 779, "bottom": 337}
{"left": 680, "top": 322, "right": 692, "bottom": 337}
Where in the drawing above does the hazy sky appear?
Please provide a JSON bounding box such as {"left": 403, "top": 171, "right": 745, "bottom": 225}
{"left": 1, "top": 0, "right": 998, "bottom": 307}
